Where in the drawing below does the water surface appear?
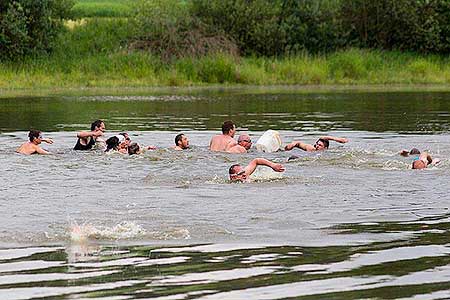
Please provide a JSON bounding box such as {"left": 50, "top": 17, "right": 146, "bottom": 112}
{"left": 0, "top": 90, "right": 449, "bottom": 299}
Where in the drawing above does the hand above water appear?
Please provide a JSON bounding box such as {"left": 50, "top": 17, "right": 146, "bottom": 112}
{"left": 93, "top": 130, "right": 104, "bottom": 138}
{"left": 272, "top": 163, "right": 285, "bottom": 172}
{"left": 42, "top": 138, "right": 54, "bottom": 144}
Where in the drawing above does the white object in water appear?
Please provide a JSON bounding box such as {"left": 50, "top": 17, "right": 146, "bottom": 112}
{"left": 255, "top": 130, "right": 283, "bottom": 153}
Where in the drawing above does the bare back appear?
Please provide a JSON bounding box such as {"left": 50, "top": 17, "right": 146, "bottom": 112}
{"left": 16, "top": 142, "right": 48, "bottom": 155}
{"left": 209, "top": 134, "right": 237, "bottom": 152}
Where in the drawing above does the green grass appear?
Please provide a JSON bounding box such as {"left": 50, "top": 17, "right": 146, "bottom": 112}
{"left": 2, "top": 48, "right": 450, "bottom": 90}
{"left": 71, "top": 0, "right": 133, "bottom": 18}
{"left": 2, "top": 17, "right": 450, "bottom": 91}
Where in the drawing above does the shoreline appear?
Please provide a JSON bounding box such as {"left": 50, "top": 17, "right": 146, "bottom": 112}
{"left": 2, "top": 84, "right": 450, "bottom": 98}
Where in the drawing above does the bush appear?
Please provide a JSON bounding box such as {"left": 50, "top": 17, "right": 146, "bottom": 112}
{"left": 131, "top": 0, "right": 238, "bottom": 61}
{"left": 191, "top": 0, "right": 285, "bottom": 56}
{"left": 0, "top": 0, "right": 74, "bottom": 60}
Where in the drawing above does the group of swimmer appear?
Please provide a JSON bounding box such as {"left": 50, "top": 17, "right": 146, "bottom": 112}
{"left": 16, "top": 119, "right": 440, "bottom": 182}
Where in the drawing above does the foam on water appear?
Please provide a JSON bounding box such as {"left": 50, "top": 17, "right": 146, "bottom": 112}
{"left": 70, "top": 222, "right": 147, "bottom": 242}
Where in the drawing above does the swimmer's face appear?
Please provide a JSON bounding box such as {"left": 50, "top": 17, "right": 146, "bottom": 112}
{"left": 230, "top": 166, "right": 247, "bottom": 182}
{"left": 124, "top": 134, "right": 131, "bottom": 146}
{"left": 33, "top": 135, "right": 43, "bottom": 144}
{"left": 180, "top": 135, "right": 189, "bottom": 149}
{"left": 239, "top": 139, "right": 252, "bottom": 150}
{"left": 96, "top": 122, "right": 106, "bottom": 132}
{"left": 314, "top": 140, "right": 326, "bottom": 151}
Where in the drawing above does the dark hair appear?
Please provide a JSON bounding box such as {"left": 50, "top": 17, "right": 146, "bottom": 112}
{"left": 222, "top": 121, "right": 235, "bottom": 134}
{"left": 317, "top": 138, "right": 329, "bottom": 148}
{"left": 229, "top": 164, "right": 240, "bottom": 175}
{"left": 28, "top": 130, "right": 41, "bottom": 142}
{"left": 175, "top": 133, "right": 184, "bottom": 146}
{"left": 128, "top": 142, "right": 140, "bottom": 155}
{"left": 105, "top": 136, "right": 120, "bottom": 152}
{"left": 410, "top": 148, "right": 421, "bottom": 155}
{"left": 90, "top": 120, "right": 104, "bottom": 131}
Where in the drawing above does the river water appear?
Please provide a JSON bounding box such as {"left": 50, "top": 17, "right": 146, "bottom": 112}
{"left": 0, "top": 89, "right": 449, "bottom": 299}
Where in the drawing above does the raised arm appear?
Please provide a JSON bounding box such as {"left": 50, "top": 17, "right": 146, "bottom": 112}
{"left": 244, "top": 158, "right": 285, "bottom": 176}
{"left": 320, "top": 136, "right": 348, "bottom": 144}
{"left": 418, "top": 151, "right": 433, "bottom": 165}
{"left": 285, "top": 141, "right": 315, "bottom": 152}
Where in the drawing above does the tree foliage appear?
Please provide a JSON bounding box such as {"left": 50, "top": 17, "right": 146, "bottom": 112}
{"left": 0, "top": 0, "right": 74, "bottom": 60}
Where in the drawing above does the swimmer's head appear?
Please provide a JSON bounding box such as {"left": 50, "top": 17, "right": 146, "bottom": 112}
{"left": 28, "top": 130, "right": 42, "bottom": 143}
{"left": 128, "top": 142, "right": 140, "bottom": 155}
{"left": 412, "top": 160, "right": 427, "bottom": 170}
{"left": 238, "top": 134, "right": 252, "bottom": 150}
{"left": 91, "top": 120, "right": 105, "bottom": 132}
{"left": 410, "top": 148, "right": 421, "bottom": 155}
{"left": 229, "top": 164, "right": 247, "bottom": 182}
{"left": 175, "top": 133, "right": 189, "bottom": 149}
{"left": 314, "top": 138, "right": 329, "bottom": 151}
{"left": 105, "top": 136, "right": 120, "bottom": 152}
{"left": 222, "top": 121, "right": 236, "bottom": 137}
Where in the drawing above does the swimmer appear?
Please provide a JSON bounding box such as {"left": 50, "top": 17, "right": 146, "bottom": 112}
{"left": 16, "top": 130, "right": 53, "bottom": 155}
{"left": 74, "top": 120, "right": 106, "bottom": 151}
{"left": 228, "top": 134, "right": 252, "bottom": 153}
{"left": 173, "top": 133, "right": 189, "bottom": 150}
{"left": 128, "top": 142, "right": 157, "bottom": 155}
{"left": 400, "top": 148, "right": 421, "bottom": 157}
{"left": 229, "top": 158, "right": 285, "bottom": 182}
{"left": 118, "top": 132, "right": 131, "bottom": 154}
{"left": 209, "top": 120, "right": 238, "bottom": 152}
{"left": 105, "top": 134, "right": 128, "bottom": 153}
{"left": 285, "top": 136, "right": 348, "bottom": 152}
{"left": 411, "top": 151, "right": 440, "bottom": 169}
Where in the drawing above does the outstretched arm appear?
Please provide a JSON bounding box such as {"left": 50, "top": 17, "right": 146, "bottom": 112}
{"left": 77, "top": 130, "right": 103, "bottom": 139}
{"left": 35, "top": 146, "right": 51, "bottom": 155}
{"left": 285, "top": 141, "right": 315, "bottom": 152}
{"left": 41, "top": 138, "right": 54, "bottom": 144}
{"left": 320, "top": 136, "right": 348, "bottom": 144}
{"left": 244, "top": 158, "right": 285, "bottom": 176}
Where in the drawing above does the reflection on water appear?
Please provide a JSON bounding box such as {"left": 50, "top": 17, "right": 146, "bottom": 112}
{"left": 0, "top": 214, "right": 450, "bottom": 300}
{"left": 1, "top": 91, "right": 450, "bottom": 133}
{"left": 1, "top": 90, "right": 450, "bottom": 299}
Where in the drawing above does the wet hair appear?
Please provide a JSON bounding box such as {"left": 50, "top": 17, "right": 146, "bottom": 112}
{"left": 28, "top": 130, "right": 41, "bottom": 142}
{"left": 128, "top": 142, "right": 140, "bottom": 155}
{"left": 412, "top": 160, "right": 426, "bottom": 169}
{"left": 222, "top": 121, "right": 235, "bottom": 134}
{"left": 105, "top": 136, "right": 120, "bottom": 152}
{"left": 175, "top": 133, "right": 184, "bottom": 146}
{"left": 317, "top": 138, "right": 329, "bottom": 149}
{"left": 90, "top": 120, "right": 104, "bottom": 131}
{"left": 229, "top": 164, "right": 241, "bottom": 175}
{"left": 409, "top": 148, "right": 421, "bottom": 155}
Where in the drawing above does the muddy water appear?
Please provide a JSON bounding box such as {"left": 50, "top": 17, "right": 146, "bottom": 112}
{"left": 0, "top": 90, "right": 449, "bottom": 299}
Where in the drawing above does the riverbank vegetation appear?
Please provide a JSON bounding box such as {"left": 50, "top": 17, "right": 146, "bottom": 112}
{"left": 1, "top": 0, "right": 450, "bottom": 91}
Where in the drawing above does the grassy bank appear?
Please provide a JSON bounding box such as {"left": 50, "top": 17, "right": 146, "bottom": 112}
{"left": 1, "top": 13, "right": 450, "bottom": 92}
{"left": 2, "top": 49, "right": 450, "bottom": 91}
